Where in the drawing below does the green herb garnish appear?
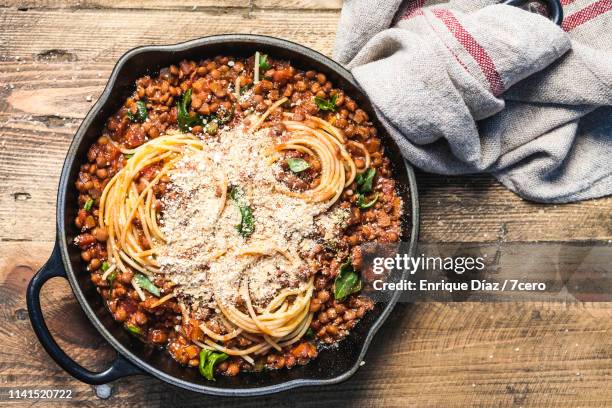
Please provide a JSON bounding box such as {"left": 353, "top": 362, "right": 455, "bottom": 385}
{"left": 177, "top": 89, "right": 232, "bottom": 133}
{"left": 83, "top": 198, "right": 94, "bottom": 212}
{"left": 133, "top": 273, "right": 161, "bottom": 297}
{"left": 333, "top": 258, "right": 362, "bottom": 300}
{"left": 258, "top": 53, "right": 270, "bottom": 71}
{"left": 230, "top": 186, "right": 255, "bottom": 238}
{"left": 127, "top": 100, "right": 148, "bottom": 122}
{"left": 229, "top": 185, "right": 244, "bottom": 201}
{"left": 101, "top": 261, "right": 110, "bottom": 271}
{"left": 305, "top": 328, "right": 315, "bottom": 339}
{"left": 355, "top": 168, "right": 376, "bottom": 194}
{"left": 314, "top": 94, "right": 338, "bottom": 112}
{"left": 237, "top": 206, "right": 255, "bottom": 238}
{"left": 124, "top": 153, "right": 134, "bottom": 160}
{"left": 240, "top": 83, "right": 253, "bottom": 94}
{"left": 286, "top": 157, "right": 310, "bottom": 173}
{"left": 356, "top": 192, "right": 379, "bottom": 209}
{"left": 125, "top": 324, "right": 141, "bottom": 335}
{"left": 177, "top": 89, "right": 197, "bottom": 131}
{"left": 199, "top": 349, "right": 229, "bottom": 381}
{"left": 107, "top": 270, "right": 117, "bottom": 290}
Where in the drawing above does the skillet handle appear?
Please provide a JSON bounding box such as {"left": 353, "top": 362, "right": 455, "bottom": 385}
{"left": 502, "top": 0, "right": 564, "bottom": 26}
{"left": 26, "top": 241, "right": 143, "bottom": 384}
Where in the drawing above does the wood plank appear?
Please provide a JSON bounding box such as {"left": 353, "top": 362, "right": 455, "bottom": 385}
{"left": 1, "top": 0, "right": 342, "bottom": 10}
{"left": 2, "top": 242, "right": 610, "bottom": 407}
{"left": 0, "top": 8, "right": 339, "bottom": 61}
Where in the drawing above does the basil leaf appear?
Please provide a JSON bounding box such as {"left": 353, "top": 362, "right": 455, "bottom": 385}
{"left": 258, "top": 53, "right": 270, "bottom": 71}
{"left": 177, "top": 89, "right": 200, "bottom": 131}
{"left": 240, "top": 83, "right": 253, "bottom": 94}
{"left": 136, "top": 100, "right": 148, "bottom": 122}
{"left": 355, "top": 168, "right": 375, "bottom": 194}
{"left": 107, "top": 270, "right": 117, "bottom": 288}
{"left": 333, "top": 258, "right": 362, "bottom": 300}
{"left": 83, "top": 198, "right": 94, "bottom": 211}
{"left": 286, "top": 158, "right": 310, "bottom": 173}
{"left": 177, "top": 89, "right": 230, "bottom": 133}
{"left": 237, "top": 205, "right": 255, "bottom": 238}
{"left": 125, "top": 324, "right": 141, "bottom": 335}
{"left": 177, "top": 88, "right": 192, "bottom": 131}
{"left": 134, "top": 273, "right": 161, "bottom": 297}
{"left": 199, "top": 349, "right": 229, "bottom": 381}
{"left": 229, "top": 185, "right": 244, "bottom": 202}
{"left": 127, "top": 100, "right": 147, "bottom": 122}
{"left": 314, "top": 94, "right": 338, "bottom": 112}
{"left": 356, "top": 193, "right": 379, "bottom": 209}
{"left": 229, "top": 185, "right": 254, "bottom": 238}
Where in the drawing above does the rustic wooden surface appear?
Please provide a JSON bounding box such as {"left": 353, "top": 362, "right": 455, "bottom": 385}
{"left": 1, "top": 1, "right": 611, "bottom": 407}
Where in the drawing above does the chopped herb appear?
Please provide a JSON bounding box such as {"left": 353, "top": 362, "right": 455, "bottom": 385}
{"left": 237, "top": 206, "right": 255, "bottom": 238}
{"left": 305, "top": 328, "right": 315, "bottom": 339}
{"left": 240, "top": 83, "right": 253, "bottom": 94}
{"left": 356, "top": 193, "right": 379, "bottom": 209}
{"left": 314, "top": 94, "right": 338, "bottom": 112}
{"left": 258, "top": 53, "right": 270, "bottom": 71}
{"left": 229, "top": 185, "right": 245, "bottom": 201}
{"left": 107, "top": 270, "right": 117, "bottom": 288}
{"left": 134, "top": 273, "right": 161, "bottom": 297}
{"left": 199, "top": 349, "right": 229, "bottom": 381}
{"left": 127, "top": 100, "right": 148, "bottom": 122}
{"left": 125, "top": 324, "right": 141, "bottom": 335}
{"left": 286, "top": 157, "right": 310, "bottom": 173}
{"left": 177, "top": 89, "right": 198, "bottom": 131}
{"left": 124, "top": 153, "right": 134, "bottom": 160}
{"left": 229, "top": 185, "right": 254, "bottom": 238}
{"left": 83, "top": 198, "right": 94, "bottom": 212}
{"left": 355, "top": 168, "right": 376, "bottom": 194}
{"left": 101, "top": 261, "right": 110, "bottom": 271}
{"left": 177, "top": 89, "right": 231, "bottom": 132}
{"left": 333, "top": 258, "right": 362, "bottom": 300}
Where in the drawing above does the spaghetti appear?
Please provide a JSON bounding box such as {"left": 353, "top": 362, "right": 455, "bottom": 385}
{"left": 97, "top": 125, "right": 319, "bottom": 365}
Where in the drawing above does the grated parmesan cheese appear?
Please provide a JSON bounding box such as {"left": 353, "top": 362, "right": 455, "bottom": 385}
{"left": 156, "top": 125, "right": 348, "bottom": 313}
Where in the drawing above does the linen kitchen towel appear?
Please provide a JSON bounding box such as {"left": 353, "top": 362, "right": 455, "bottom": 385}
{"left": 334, "top": 0, "right": 612, "bottom": 203}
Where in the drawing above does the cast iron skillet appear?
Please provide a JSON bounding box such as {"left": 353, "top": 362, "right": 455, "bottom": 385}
{"left": 26, "top": 35, "right": 420, "bottom": 396}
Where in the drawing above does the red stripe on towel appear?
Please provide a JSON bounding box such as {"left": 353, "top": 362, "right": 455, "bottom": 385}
{"left": 562, "top": 0, "right": 612, "bottom": 31}
{"left": 432, "top": 9, "right": 505, "bottom": 96}
{"left": 560, "top": 0, "right": 577, "bottom": 5}
{"left": 402, "top": 0, "right": 426, "bottom": 20}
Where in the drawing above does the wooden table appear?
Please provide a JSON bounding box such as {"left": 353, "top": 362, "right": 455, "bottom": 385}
{"left": 1, "top": 1, "right": 611, "bottom": 406}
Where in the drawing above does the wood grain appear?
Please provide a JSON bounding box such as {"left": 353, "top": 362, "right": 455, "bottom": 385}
{"left": 2, "top": 243, "right": 611, "bottom": 407}
{"left": 1, "top": 1, "right": 611, "bottom": 407}
{"left": 1, "top": 0, "right": 343, "bottom": 10}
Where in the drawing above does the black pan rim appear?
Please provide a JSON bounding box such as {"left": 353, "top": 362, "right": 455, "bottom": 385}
{"left": 54, "top": 34, "right": 420, "bottom": 396}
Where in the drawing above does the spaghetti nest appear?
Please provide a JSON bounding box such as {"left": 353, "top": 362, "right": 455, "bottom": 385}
{"left": 265, "top": 112, "right": 371, "bottom": 206}
{"left": 97, "top": 109, "right": 367, "bottom": 365}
